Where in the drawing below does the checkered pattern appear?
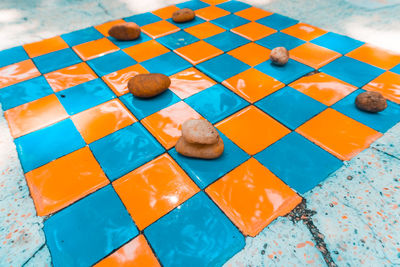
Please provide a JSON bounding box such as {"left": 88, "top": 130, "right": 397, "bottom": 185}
{"left": 1, "top": 1, "right": 400, "bottom": 266}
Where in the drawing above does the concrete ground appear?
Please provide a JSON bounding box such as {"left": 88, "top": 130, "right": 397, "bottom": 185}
{"left": 0, "top": 0, "right": 400, "bottom": 266}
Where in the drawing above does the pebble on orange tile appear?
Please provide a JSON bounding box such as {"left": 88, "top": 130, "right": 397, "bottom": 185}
{"left": 152, "top": 5, "right": 179, "bottom": 19}
{"left": 184, "top": 22, "right": 226, "bottom": 39}
{"left": 141, "top": 20, "right": 180, "bottom": 39}
{"left": 23, "top": 36, "right": 69, "bottom": 58}
{"left": 290, "top": 43, "right": 341, "bottom": 69}
{"left": 174, "top": 40, "right": 223, "bottom": 65}
{"left": 72, "top": 38, "right": 119, "bottom": 61}
{"left": 235, "top": 7, "right": 273, "bottom": 21}
{"left": 231, "top": 22, "right": 276, "bottom": 41}
{"left": 363, "top": 71, "right": 400, "bottom": 104}
{"left": 0, "top": 59, "right": 40, "bottom": 89}
{"left": 346, "top": 44, "right": 400, "bottom": 70}
{"left": 196, "top": 6, "right": 230, "bottom": 21}
{"left": 94, "top": 19, "right": 126, "bottom": 36}
{"left": 281, "top": 23, "right": 327, "bottom": 41}
{"left": 123, "top": 40, "right": 169, "bottom": 62}
{"left": 227, "top": 42, "right": 271, "bottom": 67}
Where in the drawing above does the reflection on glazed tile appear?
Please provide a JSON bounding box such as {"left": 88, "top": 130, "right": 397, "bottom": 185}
{"left": 141, "top": 20, "right": 180, "bottom": 39}
{"left": 289, "top": 43, "right": 341, "bottom": 69}
{"left": 94, "top": 19, "right": 126, "bottom": 36}
{"left": 72, "top": 38, "right": 120, "bottom": 61}
{"left": 124, "top": 12, "right": 162, "bottom": 27}
{"left": 216, "top": 106, "right": 290, "bottom": 155}
{"left": 296, "top": 108, "right": 382, "bottom": 161}
{"left": 157, "top": 31, "right": 199, "bottom": 50}
{"left": 256, "top": 32, "right": 305, "bottom": 51}
{"left": 206, "top": 158, "right": 301, "bottom": 236}
{"left": 363, "top": 71, "right": 400, "bottom": 104}
{"left": 167, "top": 16, "right": 206, "bottom": 30}
{"left": 231, "top": 22, "right": 276, "bottom": 41}
{"left": 23, "top": 36, "right": 68, "bottom": 58}
{"left": 196, "top": 6, "right": 230, "bottom": 21}
{"left": 346, "top": 44, "right": 400, "bottom": 70}
{"left": 5, "top": 94, "right": 68, "bottom": 138}
{"left": 141, "top": 51, "right": 192, "bottom": 77}
{"left": 234, "top": 6, "right": 273, "bottom": 21}
{"left": 151, "top": 5, "right": 179, "bottom": 20}
{"left": 44, "top": 62, "right": 98, "bottom": 92}
{"left": 201, "top": 0, "right": 228, "bottom": 4}
{"left": 176, "top": 0, "right": 210, "bottom": 10}
{"left": 223, "top": 68, "right": 284, "bottom": 103}
{"left": 61, "top": 27, "right": 103, "bottom": 47}
{"left": 184, "top": 22, "right": 226, "bottom": 39}
{"left": 174, "top": 40, "right": 223, "bottom": 65}
{"left": 311, "top": 32, "right": 364, "bottom": 55}
{"left": 211, "top": 14, "right": 250, "bottom": 30}
{"left": 25, "top": 147, "right": 109, "bottom": 216}
{"left": 32, "top": 48, "right": 82, "bottom": 74}
{"left": 86, "top": 50, "right": 137, "bottom": 77}
{"left": 256, "top": 13, "right": 298, "bottom": 31}
{"left": 141, "top": 101, "right": 202, "bottom": 149}
{"left": 216, "top": 1, "right": 251, "bottom": 13}
{"left": 71, "top": 99, "right": 136, "bottom": 143}
{"left": 113, "top": 153, "right": 199, "bottom": 230}
{"left": 169, "top": 67, "right": 216, "bottom": 99}
{"left": 102, "top": 64, "right": 149, "bottom": 96}
{"left": 94, "top": 235, "right": 161, "bottom": 267}
{"left": 281, "top": 23, "right": 327, "bottom": 41}
{"left": 0, "top": 46, "right": 28, "bottom": 68}
{"left": 204, "top": 31, "right": 250, "bottom": 52}
{"left": 123, "top": 40, "right": 169, "bottom": 63}
{"left": 289, "top": 72, "right": 357, "bottom": 106}
{"left": 0, "top": 60, "right": 40, "bottom": 89}
{"left": 227, "top": 42, "right": 271, "bottom": 67}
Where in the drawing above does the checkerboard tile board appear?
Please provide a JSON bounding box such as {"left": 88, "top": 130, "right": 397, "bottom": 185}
{"left": 1, "top": 1, "right": 400, "bottom": 266}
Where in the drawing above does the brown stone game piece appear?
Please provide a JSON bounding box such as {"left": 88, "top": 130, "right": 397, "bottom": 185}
{"left": 175, "top": 136, "right": 224, "bottom": 159}
{"left": 355, "top": 91, "right": 387, "bottom": 113}
{"left": 128, "top": 73, "right": 171, "bottom": 98}
{"left": 108, "top": 22, "right": 141, "bottom": 41}
{"left": 172, "top": 8, "right": 195, "bottom": 23}
{"left": 182, "top": 119, "right": 219, "bottom": 145}
{"left": 270, "top": 47, "right": 289, "bottom": 66}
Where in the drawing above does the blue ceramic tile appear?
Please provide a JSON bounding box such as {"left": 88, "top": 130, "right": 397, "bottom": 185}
{"left": 120, "top": 90, "right": 180, "bottom": 120}
{"left": 61, "top": 27, "right": 103, "bottom": 47}
{"left": 256, "top": 13, "right": 298, "bottom": 30}
{"left": 255, "top": 59, "right": 313, "bottom": 84}
{"left": 14, "top": 119, "right": 85, "bottom": 173}
{"left": 196, "top": 53, "right": 250, "bottom": 83}
{"left": 141, "top": 51, "right": 192, "bottom": 76}
{"left": 157, "top": 31, "right": 199, "bottom": 50}
{"left": 144, "top": 192, "right": 245, "bottom": 267}
{"left": 332, "top": 89, "right": 400, "bottom": 133}
{"left": 86, "top": 50, "right": 136, "bottom": 77}
{"left": 255, "top": 86, "right": 326, "bottom": 130}
{"left": 391, "top": 64, "right": 400, "bottom": 75}
{"left": 211, "top": 14, "right": 250, "bottom": 30}
{"left": 255, "top": 132, "right": 343, "bottom": 194}
{"left": 311, "top": 32, "right": 364, "bottom": 55}
{"left": 167, "top": 16, "right": 206, "bottom": 29}
{"left": 176, "top": 0, "right": 210, "bottom": 10}
{"left": 0, "top": 46, "right": 29, "bottom": 68}
{"left": 32, "top": 48, "right": 81, "bottom": 74}
{"left": 204, "top": 31, "right": 249, "bottom": 52}
{"left": 256, "top": 32, "right": 305, "bottom": 50}
{"left": 44, "top": 185, "right": 138, "bottom": 267}
{"left": 124, "top": 12, "right": 162, "bottom": 26}
{"left": 107, "top": 32, "right": 151, "bottom": 49}
{"left": 56, "top": 79, "right": 115, "bottom": 115}
{"left": 90, "top": 123, "right": 164, "bottom": 181}
{"left": 320, "top": 56, "right": 385, "bottom": 88}
{"left": 185, "top": 84, "right": 249, "bottom": 123}
{"left": 216, "top": 0, "right": 251, "bottom": 12}
{"left": 0, "top": 76, "right": 53, "bottom": 110}
{"left": 169, "top": 131, "right": 249, "bottom": 189}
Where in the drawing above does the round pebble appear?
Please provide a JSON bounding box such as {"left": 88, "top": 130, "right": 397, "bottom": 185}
{"left": 355, "top": 91, "right": 387, "bottom": 113}
{"left": 108, "top": 22, "right": 141, "bottom": 41}
{"left": 172, "top": 8, "right": 195, "bottom": 23}
{"left": 182, "top": 119, "right": 219, "bottom": 145}
{"left": 128, "top": 73, "right": 171, "bottom": 98}
{"left": 270, "top": 47, "right": 289, "bottom": 66}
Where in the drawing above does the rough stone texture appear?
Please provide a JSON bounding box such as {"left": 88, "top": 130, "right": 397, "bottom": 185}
{"left": 372, "top": 123, "right": 400, "bottom": 160}
{"left": 172, "top": 8, "right": 195, "bottom": 23}
{"left": 355, "top": 91, "right": 388, "bottom": 113}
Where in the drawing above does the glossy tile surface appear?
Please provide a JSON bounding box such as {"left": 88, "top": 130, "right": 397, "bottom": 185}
{"left": 0, "top": 59, "right": 40, "bottom": 89}
{"left": 123, "top": 40, "right": 169, "bottom": 63}
{"left": 72, "top": 38, "right": 120, "bottom": 61}
{"left": 227, "top": 42, "right": 271, "bottom": 67}
{"left": 152, "top": 5, "right": 179, "bottom": 20}
{"left": 167, "top": 16, "right": 206, "bottom": 30}
{"left": 184, "top": 22, "right": 226, "bottom": 39}
{"left": 124, "top": 12, "right": 162, "bottom": 26}
{"left": 32, "top": 48, "right": 82, "bottom": 74}
{"left": 0, "top": 46, "right": 28, "bottom": 68}
{"left": 290, "top": 43, "right": 341, "bottom": 69}
{"left": 231, "top": 22, "right": 276, "bottom": 41}
{"left": 204, "top": 31, "right": 250, "bottom": 52}
{"left": 281, "top": 23, "right": 327, "bottom": 41}
{"left": 256, "top": 32, "right": 305, "bottom": 51}
{"left": 157, "top": 31, "right": 199, "bottom": 50}
{"left": 141, "top": 51, "right": 192, "bottom": 76}
{"left": 174, "top": 40, "right": 223, "bottom": 65}
{"left": 61, "top": 26, "right": 103, "bottom": 47}
{"left": 108, "top": 32, "right": 152, "bottom": 49}
{"left": 94, "top": 19, "right": 126, "bottom": 36}
{"left": 216, "top": 0, "right": 251, "bottom": 13}
{"left": 87, "top": 50, "right": 137, "bottom": 77}
{"left": 256, "top": 13, "right": 298, "bottom": 30}
{"left": 211, "top": 14, "right": 250, "bottom": 30}
{"left": 196, "top": 5, "right": 230, "bottom": 21}
{"left": 23, "top": 36, "right": 68, "bottom": 58}
{"left": 176, "top": 0, "right": 210, "bottom": 10}
{"left": 141, "top": 20, "right": 180, "bottom": 39}
{"left": 234, "top": 6, "right": 273, "bottom": 21}
{"left": 363, "top": 71, "right": 400, "bottom": 104}
{"left": 311, "top": 32, "right": 364, "bottom": 54}
{"left": 346, "top": 44, "right": 400, "bottom": 70}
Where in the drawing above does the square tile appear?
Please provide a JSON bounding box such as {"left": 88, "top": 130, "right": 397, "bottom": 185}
{"left": 196, "top": 53, "right": 250, "bottom": 82}
{"left": 89, "top": 123, "right": 164, "bottom": 181}
{"left": 14, "top": 119, "right": 85, "bottom": 173}
{"left": 204, "top": 31, "right": 250, "bottom": 52}
{"left": 222, "top": 68, "right": 284, "bottom": 103}
{"left": 363, "top": 71, "right": 400, "bottom": 104}
{"left": 256, "top": 32, "right": 305, "bottom": 50}
{"left": 184, "top": 22, "right": 226, "bottom": 39}
{"left": 311, "top": 32, "right": 364, "bottom": 54}
{"left": 86, "top": 50, "right": 137, "bottom": 77}
{"left": 25, "top": 147, "right": 108, "bottom": 216}
{"left": 391, "top": 63, "right": 400, "bottom": 75}
{"left": 167, "top": 16, "right": 206, "bottom": 30}
{"left": 0, "top": 46, "right": 29, "bottom": 68}
{"left": 296, "top": 108, "right": 382, "bottom": 160}
{"left": 107, "top": 32, "right": 152, "bottom": 49}
{"left": 0, "top": 60, "right": 40, "bottom": 89}
{"left": 234, "top": 6, "right": 273, "bottom": 21}
{"left": 169, "top": 67, "right": 216, "bottom": 99}
{"left": 206, "top": 157, "right": 302, "bottom": 236}
{"left": 174, "top": 40, "right": 223, "bottom": 65}
{"left": 256, "top": 13, "right": 298, "bottom": 30}
{"left": 216, "top": 106, "right": 290, "bottom": 155}
{"left": 141, "top": 101, "right": 202, "bottom": 149}
{"left": 196, "top": 6, "right": 230, "bottom": 21}
{"left": 124, "top": 12, "right": 162, "bottom": 26}
{"left": 44, "top": 185, "right": 138, "bottom": 267}
{"left": 202, "top": 0, "right": 229, "bottom": 4}
{"left": 231, "top": 22, "right": 276, "bottom": 41}
{"left": 94, "top": 19, "right": 126, "bottom": 36}
{"left": 176, "top": 0, "right": 210, "bottom": 10}
{"left": 73, "top": 38, "right": 120, "bottom": 61}
{"left": 141, "top": 20, "right": 180, "bottom": 38}
{"left": 281, "top": 23, "right": 327, "bottom": 41}
{"left": 255, "top": 132, "right": 343, "bottom": 194}
{"left": 56, "top": 78, "right": 116, "bottom": 115}
{"left": 61, "top": 27, "right": 103, "bottom": 47}
{"left": 32, "top": 48, "right": 82, "bottom": 74}
{"left": 289, "top": 43, "right": 341, "bottom": 69}
{"left": 346, "top": 44, "right": 400, "bottom": 70}
{"left": 123, "top": 40, "right": 169, "bottom": 63}
{"left": 227, "top": 42, "right": 271, "bottom": 67}
{"left": 113, "top": 153, "right": 199, "bottom": 229}
{"left": 320, "top": 56, "right": 385, "bottom": 87}
{"left": 216, "top": 1, "right": 251, "bottom": 12}
{"left": 157, "top": 30, "right": 199, "bottom": 50}
{"left": 5, "top": 94, "right": 68, "bottom": 138}
{"left": 71, "top": 99, "right": 136, "bottom": 143}
{"left": 44, "top": 62, "right": 98, "bottom": 92}
{"left": 141, "top": 51, "right": 192, "bottom": 76}
{"left": 23, "top": 36, "right": 68, "bottom": 58}
{"left": 255, "top": 86, "right": 327, "bottom": 130}
{"left": 211, "top": 14, "right": 250, "bottom": 30}
{"left": 152, "top": 5, "right": 180, "bottom": 19}
{"left": 289, "top": 72, "right": 357, "bottom": 106}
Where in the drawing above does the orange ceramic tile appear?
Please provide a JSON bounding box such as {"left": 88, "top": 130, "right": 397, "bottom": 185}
{"left": 235, "top": 7, "right": 273, "bottom": 21}
{"left": 296, "top": 108, "right": 382, "bottom": 161}
{"left": 227, "top": 42, "right": 271, "bottom": 67}
{"left": 174, "top": 40, "right": 223, "bottom": 65}
{"left": 231, "top": 22, "right": 276, "bottom": 41}
{"left": 94, "top": 235, "right": 160, "bottom": 267}
{"left": 113, "top": 154, "right": 199, "bottom": 230}
{"left": 346, "top": 44, "right": 400, "bottom": 70}
{"left": 152, "top": 5, "right": 179, "bottom": 19}
{"left": 169, "top": 67, "right": 216, "bottom": 99}
{"left": 281, "top": 23, "right": 327, "bottom": 41}
{"left": 141, "top": 101, "right": 202, "bottom": 149}
{"left": 95, "top": 19, "right": 126, "bottom": 36}
{"left": 102, "top": 64, "right": 149, "bottom": 96}
{"left": 184, "top": 22, "right": 225, "bottom": 39}
{"left": 44, "top": 62, "right": 98, "bottom": 92}
{"left": 23, "top": 36, "right": 69, "bottom": 58}
{"left": 206, "top": 158, "right": 301, "bottom": 236}
{"left": 363, "top": 71, "right": 400, "bottom": 104}
{"left": 0, "top": 59, "right": 40, "bottom": 89}
{"left": 72, "top": 38, "right": 119, "bottom": 61}
{"left": 123, "top": 40, "right": 169, "bottom": 62}
{"left": 201, "top": 0, "right": 228, "bottom": 4}
{"left": 290, "top": 72, "right": 357, "bottom": 106}
{"left": 5, "top": 94, "right": 68, "bottom": 138}
{"left": 222, "top": 68, "right": 284, "bottom": 103}
{"left": 141, "top": 20, "right": 180, "bottom": 39}
{"left": 71, "top": 99, "right": 136, "bottom": 143}
{"left": 290, "top": 43, "right": 341, "bottom": 69}
{"left": 216, "top": 106, "right": 290, "bottom": 155}
{"left": 25, "top": 147, "right": 109, "bottom": 216}
{"left": 196, "top": 6, "right": 230, "bottom": 20}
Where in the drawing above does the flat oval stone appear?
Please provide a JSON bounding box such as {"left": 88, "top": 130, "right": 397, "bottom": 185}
{"left": 270, "top": 47, "right": 289, "bottom": 66}
{"left": 182, "top": 119, "right": 219, "bottom": 145}
{"left": 355, "top": 91, "right": 387, "bottom": 113}
{"left": 108, "top": 22, "right": 141, "bottom": 41}
{"left": 175, "top": 136, "right": 224, "bottom": 159}
{"left": 172, "top": 8, "right": 195, "bottom": 23}
{"left": 128, "top": 73, "right": 171, "bottom": 98}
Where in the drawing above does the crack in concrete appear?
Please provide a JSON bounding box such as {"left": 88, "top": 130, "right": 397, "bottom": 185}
{"left": 20, "top": 243, "right": 46, "bottom": 267}
{"left": 372, "top": 147, "right": 400, "bottom": 162}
